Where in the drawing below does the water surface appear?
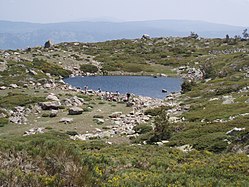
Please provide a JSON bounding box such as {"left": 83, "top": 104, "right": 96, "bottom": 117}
{"left": 64, "top": 76, "right": 182, "bottom": 99}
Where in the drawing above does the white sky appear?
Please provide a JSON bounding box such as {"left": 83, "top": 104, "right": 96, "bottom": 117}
{"left": 0, "top": 0, "right": 249, "bottom": 26}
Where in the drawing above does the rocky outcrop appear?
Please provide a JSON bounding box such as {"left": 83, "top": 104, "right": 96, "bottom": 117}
{"left": 9, "top": 106, "right": 30, "bottom": 125}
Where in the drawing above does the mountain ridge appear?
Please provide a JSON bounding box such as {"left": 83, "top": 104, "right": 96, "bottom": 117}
{"left": 0, "top": 19, "right": 246, "bottom": 49}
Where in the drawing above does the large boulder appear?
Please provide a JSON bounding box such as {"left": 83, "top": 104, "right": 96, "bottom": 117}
{"left": 68, "top": 107, "right": 83, "bottom": 115}
{"left": 44, "top": 40, "right": 53, "bottom": 48}
{"left": 39, "top": 101, "right": 62, "bottom": 110}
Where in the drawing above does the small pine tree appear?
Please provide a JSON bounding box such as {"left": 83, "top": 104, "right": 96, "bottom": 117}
{"left": 148, "top": 108, "right": 171, "bottom": 143}
{"left": 242, "top": 29, "right": 249, "bottom": 39}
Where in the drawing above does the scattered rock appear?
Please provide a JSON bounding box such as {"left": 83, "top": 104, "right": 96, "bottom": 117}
{"left": 142, "top": 34, "right": 150, "bottom": 40}
{"left": 62, "top": 96, "right": 84, "bottom": 107}
{"left": 222, "top": 95, "right": 234, "bottom": 104}
{"left": 24, "top": 128, "right": 45, "bottom": 136}
{"left": 126, "top": 102, "right": 134, "bottom": 107}
{"left": 9, "top": 116, "right": 27, "bottom": 125}
{"left": 10, "top": 84, "right": 18, "bottom": 88}
{"left": 156, "top": 142, "right": 164, "bottom": 146}
{"left": 0, "top": 86, "right": 7, "bottom": 90}
{"left": 226, "top": 127, "right": 246, "bottom": 135}
{"left": 245, "top": 99, "right": 249, "bottom": 104}
{"left": 94, "top": 118, "right": 105, "bottom": 124}
{"left": 0, "top": 113, "right": 7, "bottom": 118}
{"left": 68, "top": 107, "right": 83, "bottom": 115}
{"left": 176, "top": 144, "right": 193, "bottom": 152}
{"left": 0, "top": 61, "right": 7, "bottom": 72}
{"left": 29, "top": 69, "right": 37, "bottom": 75}
{"left": 43, "top": 83, "right": 53, "bottom": 89}
{"left": 46, "top": 93, "right": 59, "bottom": 101}
{"left": 109, "top": 112, "right": 122, "bottom": 118}
{"left": 59, "top": 117, "right": 74, "bottom": 124}
{"left": 50, "top": 110, "right": 58, "bottom": 117}
{"left": 9, "top": 106, "right": 29, "bottom": 125}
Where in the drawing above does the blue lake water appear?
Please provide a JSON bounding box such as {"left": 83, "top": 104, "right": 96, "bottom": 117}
{"left": 64, "top": 76, "right": 183, "bottom": 99}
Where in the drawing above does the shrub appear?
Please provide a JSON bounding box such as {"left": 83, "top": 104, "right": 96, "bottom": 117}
{"left": 93, "top": 115, "right": 104, "bottom": 119}
{"left": 147, "top": 108, "right": 171, "bottom": 143}
{"left": 144, "top": 107, "right": 163, "bottom": 116}
{"left": 80, "top": 64, "right": 98, "bottom": 73}
{"left": 0, "top": 93, "right": 45, "bottom": 109}
{"left": 42, "top": 113, "right": 50, "bottom": 117}
{"left": 32, "top": 58, "right": 71, "bottom": 77}
{"left": 133, "top": 123, "right": 153, "bottom": 134}
{"left": 66, "top": 131, "right": 79, "bottom": 136}
{"left": 181, "top": 79, "right": 196, "bottom": 93}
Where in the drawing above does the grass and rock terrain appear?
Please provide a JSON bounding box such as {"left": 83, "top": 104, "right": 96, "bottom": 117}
{"left": 0, "top": 35, "right": 249, "bottom": 186}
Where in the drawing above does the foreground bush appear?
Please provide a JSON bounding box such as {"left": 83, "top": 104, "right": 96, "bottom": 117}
{"left": 0, "top": 132, "right": 249, "bottom": 186}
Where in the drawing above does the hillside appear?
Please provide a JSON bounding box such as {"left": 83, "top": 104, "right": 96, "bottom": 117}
{"left": 0, "top": 19, "right": 245, "bottom": 49}
{"left": 0, "top": 36, "right": 249, "bottom": 186}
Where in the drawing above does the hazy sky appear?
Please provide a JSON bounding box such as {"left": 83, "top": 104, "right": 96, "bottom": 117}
{"left": 1, "top": 0, "right": 249, "bottom": 26}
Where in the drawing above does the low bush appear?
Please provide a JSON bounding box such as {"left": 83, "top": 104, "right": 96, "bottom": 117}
{"left": 0, "top": 93, "right": 45, "bottom": 109}
{"left": 0, "top": 118, "right": 8, "bottom": 127}
{"left": 80, "top": 64, "right": 98, "bottom": 73}
{"left": 66, "top": 131, "right": 79, "bottom": 136}
{"left": 133, "top": 123, "right": 153, "bottom": 134}
{"left": 181, "top": 79, "right": 196, "bottom": 93}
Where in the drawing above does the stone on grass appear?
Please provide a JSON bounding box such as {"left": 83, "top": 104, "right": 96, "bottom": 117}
{"left": 222, "top": 95, "right": 234, "bottom": 104}
{"left": 59, "top": 117, "right": 74, "bottom": 124}
{"left": 46, "top": 94, "right": 59, "bottom": 101}
{"left": 10, "top": 84, "right": 18, "bottom": 88}
{"left": 109, "top": 112, "right": 122, "bottom": 118}
{"left": 50, "top": 110, "right": 58, "bottom": 117}
{"left": 68, "top": 107, "right": 83, "bottom": 115}
{"left": 0, "top": 86, "right": 7, "bottom": 90}
{"left": 39, "top": 101, "right": 61, "bottom": 110}
{"left": 95, "top": 118, "right": 105, "bottom": 124}
{"left": 226, "top": 127, "right": 246, "bottom": 135}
